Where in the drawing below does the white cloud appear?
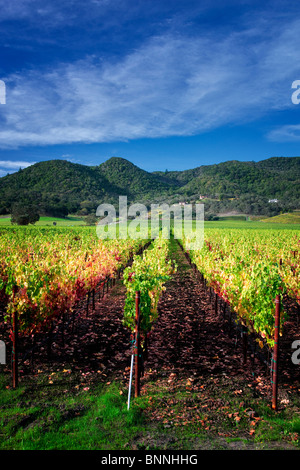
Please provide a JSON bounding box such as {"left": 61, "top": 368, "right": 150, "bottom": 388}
{"left": 0, "top": 0, "right": 123, "bottom": 27}
{"left": 0, "top": 160, "right": 35, "bottom": 169}
{"left": 267, "top": 124, "right": 300, "bottom": 142}
{"left": 0, "top": 16, "right": 300, "bottom": 147}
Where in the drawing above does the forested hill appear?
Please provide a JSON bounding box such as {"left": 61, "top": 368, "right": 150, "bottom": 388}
{"left": 155, "top": 157, "right": 300, "bottom": 198}
{"left": 0, "top": 156, "right": 299, "bottom": 218}
{"left": 155, "top": 157, "right": 300, "bottom": 217}
{"left": 0, "top": 158, "right": 179, "bottom": 217}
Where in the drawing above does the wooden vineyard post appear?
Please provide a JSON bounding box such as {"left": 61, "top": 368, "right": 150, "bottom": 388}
{"left": 12, "top": 310, "right": 18, "bottom": 389}
{"left": 272, "top": 294, "right": 281, "bottom": 411}
{"left": 135, "top": 291, "right": 140, "bottom": 398}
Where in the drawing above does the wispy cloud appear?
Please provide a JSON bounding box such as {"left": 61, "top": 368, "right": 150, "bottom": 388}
{"left": 0, "top": 12, "right": 299, "bottom": 147}
{"left": 267, "top": 125, "right": 300, "bottom": 142}
{"left": 0, "top": 160, "right": 35, "bottom": 169}
{"left": 0, "top": 159, "right": 35, "bottom": 176}
{"left": 0, "top": 0, "right": 129, "bottom": 28}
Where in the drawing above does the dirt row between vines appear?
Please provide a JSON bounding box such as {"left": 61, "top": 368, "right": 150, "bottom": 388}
{"left": 139, "top": 242, "right": 300, "bottom": 449}
{"left": 4, "top": 239, "right": 300, "bottom": 450}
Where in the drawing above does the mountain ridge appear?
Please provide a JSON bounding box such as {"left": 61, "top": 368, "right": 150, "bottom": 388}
{"left": 0, "top": 155, "right": 299, "bottom": 218}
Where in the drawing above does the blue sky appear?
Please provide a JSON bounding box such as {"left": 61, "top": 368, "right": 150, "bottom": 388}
{"left": 0, "top": 0, "right": 300, "bottom": 174}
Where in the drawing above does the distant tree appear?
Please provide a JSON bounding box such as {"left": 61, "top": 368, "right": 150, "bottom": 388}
{"left": 43, "top": 204, "right": 68, "bottom": 218}
{"left": 205, "top": 213, "right": 219, "bottom": 221}
{"left": 11, "top": 203, "right": 40, "bottom": 225}
{"left": 80, "top": 200, "right": 96, "bottom": 211}
{"left": 84, "top": 214, "right": 98, "bottom": 225}
{"left": 78, "top": 207, "right": 89, "bottom": 216}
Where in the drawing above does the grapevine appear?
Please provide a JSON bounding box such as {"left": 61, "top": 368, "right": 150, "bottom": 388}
{"left": 123, "top": 233, "right": 177, "bottom": 344}
{"left": 0, "top": 226, "right": 147, "bottom": 335}
{"left": 180, "top": 228, "right": 300, "bottom": 347}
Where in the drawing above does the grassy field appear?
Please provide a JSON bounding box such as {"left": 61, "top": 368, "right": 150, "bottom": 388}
{"left": 0, "top": 215, "right": 85, "bottom": 226}
{"left": 116, "top": 217, "right": 300, "bottom": 233}
{"left": 0, "top": 367, "right": 299, "bottom": 450}
{"left": 1, "top": 213, "right": 300, "bottom": 231}
{"left": 204, "top": 219, "right": 300, "bottom": 230}
{"left": 260, "top": 212, "right": 300, "bottom": 225}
